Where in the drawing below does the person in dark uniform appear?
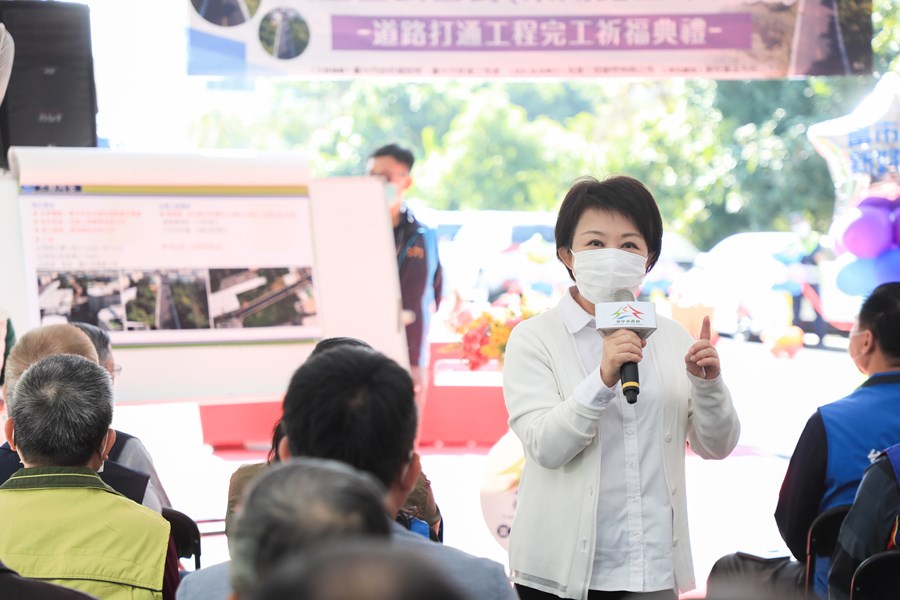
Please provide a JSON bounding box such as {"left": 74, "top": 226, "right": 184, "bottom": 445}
{"left": 788, "top": 213, "right": 827, "bottom": 346}
{"left": 367, "top": 144, "right": 443, "bottom": 414}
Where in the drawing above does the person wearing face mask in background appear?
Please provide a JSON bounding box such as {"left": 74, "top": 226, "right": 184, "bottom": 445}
{"left": 707, "top": 282, "right": 900, "bottom": 600}
{"left": 367, "top": 144, "right": 443, "bottom": 417}
{"left": 503, "top": 176, "right": 740, "bottom": 600}
{"left": 787, "top": 212, "right": 828, "bottom": 347}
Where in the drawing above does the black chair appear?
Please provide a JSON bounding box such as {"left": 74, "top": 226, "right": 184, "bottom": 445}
{"left": 850, "top": 550, "right": 900, "bottom": 600}
{"left": 162, "top": 507, "right": 202, "bottom": 570}
{"left": 805, "top": 504, "right": 852, "bottom": 598}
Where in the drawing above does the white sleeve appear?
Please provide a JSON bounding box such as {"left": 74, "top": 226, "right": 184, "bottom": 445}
{"left": 504, "top": 323, "right": 606, "bottom": 470}
{"left": 142, "top": 479, "right": 164, "bottom": 514}
{"left": 573, "top": 366, "right": 616, "bottom": 409}
{"left": 118, "top": 437, "right": 172, "bottom": 508}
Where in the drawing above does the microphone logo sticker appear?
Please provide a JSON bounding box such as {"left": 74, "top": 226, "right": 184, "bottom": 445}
{"left": 610, "top": 304, "right": 645, "bottom": 325}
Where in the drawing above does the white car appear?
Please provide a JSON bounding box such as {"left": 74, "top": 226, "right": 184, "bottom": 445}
{"left": 671, "top": 232, "right": 857, "bottom": 340}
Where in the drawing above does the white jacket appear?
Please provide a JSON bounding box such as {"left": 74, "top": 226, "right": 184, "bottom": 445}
{"left": 503, "top": 308, "right": 740, "bottom": 599}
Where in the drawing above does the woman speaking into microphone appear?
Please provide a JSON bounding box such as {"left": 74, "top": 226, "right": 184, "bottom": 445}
{"left": 503, "top": 176, "right": 740, "bottom": 600}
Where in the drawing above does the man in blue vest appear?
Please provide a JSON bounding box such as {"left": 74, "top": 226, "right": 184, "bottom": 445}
{"left": 709, "top": 282, "right": 900, "bottom": 599}
{"left": 828, "top": 442, "right": 900, "bottom": 600}
{"left": 367, "top": 143, "right": 443, "bottom": 414}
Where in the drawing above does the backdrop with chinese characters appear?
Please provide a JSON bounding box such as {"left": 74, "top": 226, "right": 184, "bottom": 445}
{"left": 187, "top": 0, "right": 872, "bottom": 79}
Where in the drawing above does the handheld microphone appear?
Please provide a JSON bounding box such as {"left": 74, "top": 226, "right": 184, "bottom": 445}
{"left": 595, "top": 289, "right": 657, "bottom": 404}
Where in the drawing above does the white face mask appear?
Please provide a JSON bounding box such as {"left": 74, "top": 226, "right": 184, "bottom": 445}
{"left": 848, "top": 329, "right": 869, "bottom": 375}
{"left": 380, "top": 182, "right": 395, "bottom": 209}
{"left": 572, "top": 248, "right": 647, "bottom": 304}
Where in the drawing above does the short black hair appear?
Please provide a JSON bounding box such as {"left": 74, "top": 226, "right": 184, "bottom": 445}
{"left": 70, "top": 322, "right": 112, "bottom": 365}
{"left": 311, "top": 336, "right": 372, "bottom": 357}
{"left": 555, "top": 176, "right": 664, "bottom": 281}
{"left": 370, "top": 144, "right": 415, "bottom": 171}
{"left": 281, "top": 346, "right": 417, "bottom": 488}
{"left": 859, "top": 282, "right": 900, "bottom": 360}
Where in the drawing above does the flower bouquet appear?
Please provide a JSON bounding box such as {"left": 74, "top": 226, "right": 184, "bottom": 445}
{"left": 455, "top": 305, "right": 534, "bottom": 370}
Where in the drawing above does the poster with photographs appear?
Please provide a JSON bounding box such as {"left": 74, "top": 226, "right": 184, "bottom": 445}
{"left": 28, "top": 192, "right": 320, "bottom": 344}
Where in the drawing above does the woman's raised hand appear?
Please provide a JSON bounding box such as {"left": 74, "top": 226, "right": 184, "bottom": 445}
{"left": 685, "top": 316, "right": 720, "bottom": 380}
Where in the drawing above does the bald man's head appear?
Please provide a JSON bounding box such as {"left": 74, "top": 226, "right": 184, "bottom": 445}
{"left": 3, "top": 324, "right": 98, "bottom": 406}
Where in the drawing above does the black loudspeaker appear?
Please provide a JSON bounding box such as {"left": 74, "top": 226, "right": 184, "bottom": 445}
{"left": 0, "top": 1, "right": 97, "bottom": 164}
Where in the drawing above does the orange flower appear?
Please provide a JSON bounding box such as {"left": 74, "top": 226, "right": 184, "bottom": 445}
{"left": 455, "top": 306, "right": 535, "bottom": 370}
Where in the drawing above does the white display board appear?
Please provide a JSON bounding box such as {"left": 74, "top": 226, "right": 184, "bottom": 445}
{"left": 0, "top": 148, "right": 408, "bottom": 403}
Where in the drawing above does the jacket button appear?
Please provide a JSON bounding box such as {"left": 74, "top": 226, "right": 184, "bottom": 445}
{"left": 665, "top": 433, "right": 673, "bottom": 442}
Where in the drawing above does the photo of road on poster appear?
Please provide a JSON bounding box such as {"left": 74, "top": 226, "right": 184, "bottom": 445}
{"left": 209, "top": 267, "right": 316, "bottom": 329}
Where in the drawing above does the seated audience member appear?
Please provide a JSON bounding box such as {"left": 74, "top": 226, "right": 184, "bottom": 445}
{"left": 254, "top": 540, "right": 467, "bottom": 600}
{"left": 397, "top": 471, "right": 443, "bottom": 542}
{"left": 224, "top": 336, "right": 442, "bottom": 542}
{"left": 225, "top": 420, "right": 284, "bottom": 539}
{"left": 0, "top": 354, "right": 174, "bottom": 599}
{"left": 0, "top": 559, "right": 97, "bottom": 599}
{"left": 0, "top": 323, "right": 164, "bottom": 510}
{"left": 305, "top": 337, "right": 443, "bottom": 540}
{"left": 278, "top": 345, "right": 517, "bottom": 600}
{"left": 71, "top": 321, "right": 172, "bottom": 507}
{"left": 221, "top": 336, "right": 371, "bottom": 538}
{"left": 709, "top": 282, "right": 900, "bottom": 599}
{"left": 829, "top": 441, "right": 900, "bottom": 600}
{"left": 178, "top": 458, "right": 390, "bottom": 600}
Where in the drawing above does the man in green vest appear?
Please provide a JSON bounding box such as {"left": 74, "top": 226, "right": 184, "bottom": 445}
{"left": 0, "top": 353, "right": 172, "bottom": 600}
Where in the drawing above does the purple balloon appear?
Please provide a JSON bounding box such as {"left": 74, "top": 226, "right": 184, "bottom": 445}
{"left": 837, "top": 258, "right": 880, "bottom": 296}
{"left": 875, "top": 247, "right": 900, "bottom": 285}
{"left": 895, "top": 207, "right": 900, "bottom": 245}
{"left": 858, "top": 196, "right": 893, "bottom": 210}
{"left": 842, "top": 206, "right": 893, "bottom": 258}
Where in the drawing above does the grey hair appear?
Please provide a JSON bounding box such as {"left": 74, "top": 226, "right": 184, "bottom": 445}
{"left": 255, "top": 540, "right": 468, "bottom": 600}
{"left": 229, "top": 457, "right": 391, "bottom": 597}
{"left": 10, "top": 354, "right": 113, "bottom": 467}
{"left": 70, "top": 322, "right": 112, "bottom": 365}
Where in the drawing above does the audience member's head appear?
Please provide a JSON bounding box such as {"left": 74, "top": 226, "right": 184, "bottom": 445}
{"left": 3, "top": 324, "right": 98, "bottom": 406}
{"left": 254, "top": 540, "right": 467, "bottom": 600}
{"left": 264, "top": 338, "right": 372, "bottom": 464}
{"left": 279, "top": 346, "right": 419, "bottom": 513}
{"left": 311, "top": 336, "right": 372, "bottom": 357}
{"left": 229, "top": 458, "right": 390, "bottom": 599}
{"left": 4, "top": 354, "right": 114, "bottom": 469}
{"left": 70, "top": 322, "right": 118, "bottom": 380}
{"left": 706, "top": 581, "right": 804, "bottom": 600}
{"left": 850, "top": 282, "right": 900, "bottom": 375}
